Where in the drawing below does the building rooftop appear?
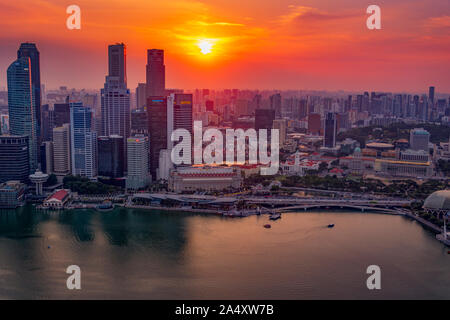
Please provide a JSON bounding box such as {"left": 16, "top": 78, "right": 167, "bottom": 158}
{"left": 423, "top": 190, "right": 450, "bottom": 211}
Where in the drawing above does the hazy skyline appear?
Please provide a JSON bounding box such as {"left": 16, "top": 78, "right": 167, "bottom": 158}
{"left": 0, "top": 0, "right": 449, "bottom": 92}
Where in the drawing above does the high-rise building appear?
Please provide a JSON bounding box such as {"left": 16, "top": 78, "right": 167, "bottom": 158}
{"left": 97, "top": 135, "right": 124, "bottom": 178}
{"left": 429, "top": 86, "right": 435, "bottom": 105}
{"left": 0, "top": 135, "right": 30, "bottom": 183}
{"left": 17, "top": 43, "right": 41, "bottom": 142}
{"left": 52, "top": 124, "right": 71, "bottom": 179}
{"left": 255, "top": 109, "right": 275, "bottom": 131}
{"left": 147, "top": 97, "right": 167, "bottom": 178}
{"left": 146, "top": 49, "right": 165, "bottom": 98}
{"left": 323, "top": 112, "right": 337, "bottom": 148}
{"left": 410, "top": 128, "right": 430, "bottom": 152}
{"left": 270, "top": 93, "right": 282, "bottom": 118}
{"left": 70, "top": 103, "right": 97, "bottom": 178}
{"left": 101, "top": 43, "right": 130, "bottom": 142}
{"left": 40, "top": 141, "right": 54, "bottom": 174}
{"left": 126, "top": 135, "right": 150, "bottom": 190}
{"left": 308, "top": 113, "right": 321, "bottom": 135}
{"left": 136, "top": 83, "right": 147, "bottom": 109}
{"left": 131, "top": 108, "right": 148, "bottom": 135}
{"left": 53, "top": 103, "right": 70, "bottom": 127}
{"left": 167, "top": 93, "right": 193, "bottom": 151}
{"left": 7, "top": 56, "right": 38, "bottom": 173}
{"left": 41, "top": 104, "right": 54, "bottom": 141}
{"left": 272, "top": 119, "right": 287, "bottom": 146}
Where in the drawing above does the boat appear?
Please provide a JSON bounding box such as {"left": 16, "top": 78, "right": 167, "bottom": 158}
{"left": 96, "top": 202, "right": 114, "bottom": 212}
{"left": 264, "top": 224, "right": 271, "bottom": 229}
{"left": 269, "top": 213, "right": 281, "bottom": 221}
{"left": 327, "top": 224, "right": 335, "bottom": 228}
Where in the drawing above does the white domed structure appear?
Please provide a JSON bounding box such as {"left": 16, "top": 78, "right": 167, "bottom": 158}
{"left": 424, "top": 190, "right": 450, "bottom": 243}
{"left": 423, "top": 190, "right": 450, "bottom": 216}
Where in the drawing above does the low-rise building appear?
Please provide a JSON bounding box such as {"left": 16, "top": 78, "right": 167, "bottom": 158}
{"left": 0, "top": 181, "right": 26, "bottom": 208}
{"left": 168, "top": 166, "right": 242, "bottom": 193}
{"left": 43, "top": 189, "right": 71, "bottom": 209}
{"left": 374, "top": 159, "right": 433, "bottom": 178}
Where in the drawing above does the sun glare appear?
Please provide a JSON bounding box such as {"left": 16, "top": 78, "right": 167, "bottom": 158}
{"left": 197, "top": 39, "right": 214, "bottom": 55}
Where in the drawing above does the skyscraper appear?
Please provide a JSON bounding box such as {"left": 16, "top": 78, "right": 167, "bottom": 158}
{"left": 429, "top": 86, "right": 435, "bottom": 105}
{"left": 323, "top": 112, "right": 337, "bottom": 148}
{"left": 70, "top": 103, "right": 97, "bottom": 178}
{"left": 7, "top": 56, "right": 38, "bottom": 172}
{"left": 126, "top": 135, "right": 150, "bottom": 190}
{"left": 0, "top": 135, "right": 30, "bottom": 183}
{"left": 255, "top": 109, "right": 275, "bottom": 132}
{"left": 101, "top": 43, "right": 130, "bottom": 141}
{"left": 270, "top": 93, "right": 282, "bottom": 118}
{"left": 146, "top": 49, "right": 165, "bottom": 98}
{"left": 17, "top": 43, "right": 41, "bottom": 143}
{"left": 147, "top": 97, "right": 167, "bottom": 178}
{"left": 53, "top": 103, "right": 71, "bottom": 127}
{"left": 167, "top": 93, "right": 193, "bottom": 151}
{"left": 52, "top": 124, "right": 71, "bottom": 179}
{"left": 136, "top": 83, "right": 147, "bottom": 109}
{"left": 97, "top": 135, "right": 124, "bottom": 178}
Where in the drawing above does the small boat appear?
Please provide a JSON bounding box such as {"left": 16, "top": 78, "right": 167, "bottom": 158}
{"left": 269, "top": 213, "right": 281, "bottom": 221}
{"left": 327, "top": 224, "right": 335, "bottom": 228}
{"left": 264, "top": 224, "right": 271, "bottom": 229}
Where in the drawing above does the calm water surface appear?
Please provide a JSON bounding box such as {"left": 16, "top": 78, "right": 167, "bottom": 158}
{"left": 0, "top": 206, "right": 449, "bottom": 299}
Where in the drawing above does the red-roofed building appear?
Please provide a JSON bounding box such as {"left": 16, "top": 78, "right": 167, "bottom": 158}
{"left": 43, "top": 189, "right": 71, "bottom": 208}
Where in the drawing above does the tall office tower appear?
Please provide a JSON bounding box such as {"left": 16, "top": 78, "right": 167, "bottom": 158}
{"left": 429, "top": 86, "right": 435, "bottom": 105}
{"left": 410, "top": 128, "right": 430, "bottom": 152}
{"left": 167, "top": 93, "right": 193, "bottom": 151}
{"left": 146, "top": 49, "right": 165, "bottom": 98}
{"left": 97, "top": 135, "right": 124, "bottom": 178}
{"left": 7, "top": 57, "right": 38, "bottom": 173}
{"left": 126, "top": 135, "right": 151, "bottom": 190}
{"left": 147, "top": 97, "right": 167, "bottom": 178}
{"left": 70, "top": 103, "right": 97, "bottom": 178}
{"left": 41, "top": 104, "right": 54, "bottom": 141}
{"left": 53, "top": 103, "right": 70, "bottom": 127}
{"left": 17, "top": 43, "right": 41, "bottom": 142}
{"left": 136, "top": 83, "right": 147, "bottom": 109}
{"left": 323, "top": 112, "right": 337, "bottom": 148}
{"left": 52, "top": 124, "right": 71, "bottom": 179}
{"left": 255, "top": 109, "right": 275, "bottom": 131}
{"left": 0, "top": 135, "right": 30, "bottom": 183}
{"left": 308, "top": 113, "right": 321, "bottom": 135}
{"left": 270, "top": 93, "right": 282, "bottom": 118}
{"left": 131, "top": 108, "right": 149, "bottom": 135}
{"left": 40, "top": 141, "right": 53, "bottom": 174}
{"left": 272, "top": 119, "right": 287, "bottom": 145}
{"left": 101, "top": 43, "right": 130, "bottom": 141}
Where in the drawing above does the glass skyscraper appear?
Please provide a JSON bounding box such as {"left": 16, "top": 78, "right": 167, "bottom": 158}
{"left": 17, "top": 43, "right": 41, "bottom": 142}
{"left": 70, "top": 103, "right": 97, "bottom": 178}
{"left": 7, "top": 56, "right": 38, "bottom": 173}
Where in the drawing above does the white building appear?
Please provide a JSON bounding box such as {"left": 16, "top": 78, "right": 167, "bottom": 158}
{"left": 169, "top": 166, "right": 242, "bottom": 193}
{"left": 53, "top": 123, "right": 71, "bottom": 180}
{"left": 126, "top": 136, "right": 151, "bottom": 190}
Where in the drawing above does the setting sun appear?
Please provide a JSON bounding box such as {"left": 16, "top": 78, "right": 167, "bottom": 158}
{"left": 197, "top": 39, "right": 215, "bottom": 55}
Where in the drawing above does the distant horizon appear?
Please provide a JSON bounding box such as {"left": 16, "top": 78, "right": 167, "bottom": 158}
{"left": 1, "top": 1, "right": 449, "bottom": 93}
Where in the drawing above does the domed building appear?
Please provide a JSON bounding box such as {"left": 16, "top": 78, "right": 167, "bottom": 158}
{"left": 423, "top": 190, "right": 450, "bottom": 219}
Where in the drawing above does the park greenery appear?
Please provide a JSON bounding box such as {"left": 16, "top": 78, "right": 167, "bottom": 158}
{"left": 63, "top": 175, "right": 119, "bottom": 195}
{"left": 337, "top": 122, "right": 450, "bottom": 147}
{"left": 244, "top": 174, "right": 450, "bottom": 200}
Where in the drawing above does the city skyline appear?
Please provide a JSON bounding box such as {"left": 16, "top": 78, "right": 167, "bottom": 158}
{"left": 0, "top": 1, "right": 449, "bottom": 92}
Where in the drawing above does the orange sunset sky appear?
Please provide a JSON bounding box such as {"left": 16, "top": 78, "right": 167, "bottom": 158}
{"left": 0, "top": 0, "right": 449, "bottom": 93}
